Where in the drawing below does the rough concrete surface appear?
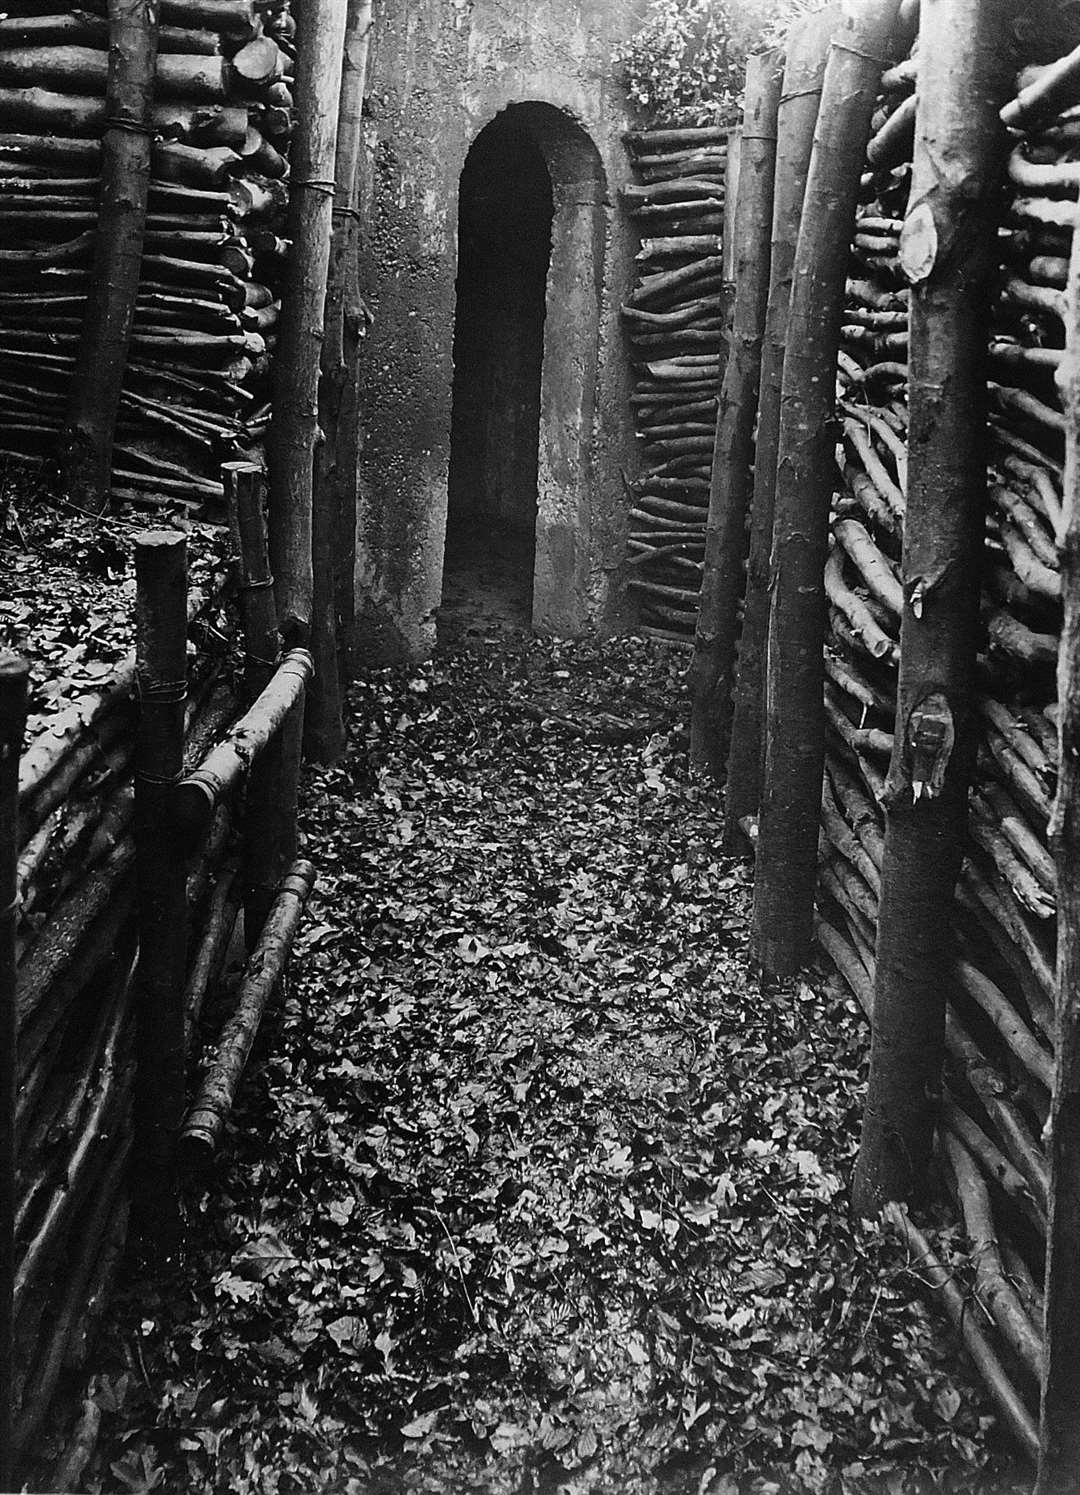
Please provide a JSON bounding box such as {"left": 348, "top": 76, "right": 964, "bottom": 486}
{"left": 354, "top": 0, "right": 646, "bottom": 663}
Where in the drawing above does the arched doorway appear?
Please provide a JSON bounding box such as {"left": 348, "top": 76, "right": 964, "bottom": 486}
{"left": 442, "top": 103, "right": 607, "bottom": 638}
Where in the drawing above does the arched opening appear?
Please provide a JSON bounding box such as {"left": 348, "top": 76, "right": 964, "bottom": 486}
{"left": 441, "top": 103, "right": 607, "bottom": 640}
{"left": 443, "top": 112, "right": 554, "bottom": 631}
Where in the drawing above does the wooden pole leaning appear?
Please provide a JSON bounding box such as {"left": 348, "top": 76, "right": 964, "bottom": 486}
{"left": 132, "top": 530, "right": 188, "bottom": 1265}
{"left": 722, "top": 5, "right": 839, "bottom": 851}
{"left": 690, "top": 49, "right": 783, "bottom": 780}
{"left": 267, "top": 0, "right": 349, "bottom": 648}
{"left": 752, "top": 0, "right": 902, "bottom": 980}
{"left": 181, "top": 858, "right": 316, "bottom": 1166}
{"left": 62, "top": 0, "right": 160, "bottom": 510}
{"left": 852, "top": 0, "right": 1017, "bottom": 1217}
{"left": 1038, "top": 167, "right": 1080, "bottom": 1495}
{"left": 0, "top": 653, "right": 28, "bottom": 1492}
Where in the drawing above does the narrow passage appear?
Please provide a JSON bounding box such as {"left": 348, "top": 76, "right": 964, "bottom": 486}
{"left": 89, "top": 638, "right": 1024, "bottom": 1495}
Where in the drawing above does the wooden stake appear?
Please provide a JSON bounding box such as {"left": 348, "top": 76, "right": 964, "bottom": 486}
{"left": 0, "top": 652, "right": 28, "bottom": 1492}
{"left": 853, "top": 0, "right": 1016, "bottom": 1217}
{"left": 267, "top": 0, "right": 348, "bottom": 647}
{"left": 690, "top": 51, "right": 782, "bottom": 778}
{"left": 62, "top": 0, "right": 159, "bottom": 510}
{"left": 132, "top": 530, "right": 188, "bottom": 1264}
{"left": 225, "top": 461, "right": 285, "bottom": 947}
{"left": 307, "top": 0, "right": 373, "bottom": 763}
{"left": 722, "top": 5, "right": 839, "bottom": 850}
{"left": 752, "top": 0, "right": 902, "bottom": 979}
{"left": 1038, "top": 158, "right": 1080, "bottom": 1495}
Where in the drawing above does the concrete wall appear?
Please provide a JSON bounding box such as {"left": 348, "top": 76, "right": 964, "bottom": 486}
{"left": 353, "top": 0, "right": 645, "bottom": 662}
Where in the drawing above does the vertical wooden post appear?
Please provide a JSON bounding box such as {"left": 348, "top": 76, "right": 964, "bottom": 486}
{"left": 853, "top": 0, "right": 1015, "bottom": 1216}
{"left": 268, "top": 0, "right": 349, "bottom": 648}
{"left": 225, "top": 462, "right": 288, "bottom": 949}
{"left": 722, "top": 5, "right": 839, "bottom": 850}
{"left": 690, "top": 49, "right": 783, "bottom": 779}
{"left": 0, "top": 654, "right": 28, "bottom": 1492}
{"left": 226, "top": 462, "right": 279, "bottom": 706}
{"left": 307, "top": 0, "right": 375, "bottom": 764}
{"left": 1038, "top": 163, "right": 1080, "bottom": 1495}
{"left": 62, "top": 0, "right": 159, "bottom": 511}
{"left": 133, "top": 531, "right": 188, "bottom": 1263}
{"left": 751, "top": 0, "right": 901, "bottom": 980}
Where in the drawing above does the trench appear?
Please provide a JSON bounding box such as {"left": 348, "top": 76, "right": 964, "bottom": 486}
{"left": 441, "top": 114, "right": 555, "bottom": 638}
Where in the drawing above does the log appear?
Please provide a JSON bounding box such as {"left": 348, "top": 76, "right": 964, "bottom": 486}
{"left": 944, "top": 1130, "right": 1044, "bottom": 1380}
{"left": 0, "top": 656, "right": 27, "bottom": 1489}
{"left": 224, "top": 463, "right": 288, "bottom": 944}
{"left": 753, "top": 0, "right": 900, "bottom": 978}
{"left": 884, "top": 1203, "right": 1039, "bottom": 1462}
{"left": 321, "top": 0, "right": 374, "bottom": 698}
{"left": 13, "top": 1130, "right": 130, "bottom": 1453}
{"left": 941, "top": 1097, "right": 1045, "bottom": 1234}
{"left": 689, "top": 52, "right": 782, "bottom": 780}
{"left": 181, "top": 859, "right": 315, "bottom": 1163}
{"left": 268, "top": 0, "right": 348, "bottom": 648}
{"left": 853, "top": 0, "right": 1015, "bottom": 1218}
{"left": 1002, "top": 41, "right": 1080, "bottom": 131}
{"left": 61, "top": 0, "right": 159, "bottom": 511}
{"left": 174, "top": 648, "right": 312, "bottom": 848}
{"left": 132, "top": 531, "right": 188, "bottom": 1265}
{"left": 184, "top": 859, "right": 240, "bottom": 1037}
{"left": 1038, "top": 170, "right": 1080, "bottom": 1494}
{"left": 723, "top": 5, "right": 839, "bottom": 852}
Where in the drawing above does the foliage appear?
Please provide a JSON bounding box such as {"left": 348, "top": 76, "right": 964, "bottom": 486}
{"left": 71, "top": 635, "right": 1029, "bottom": 1495}
{"left": 615, "top": 0, "right": 824, "bottom": 125}
{"left": 0, "top": 472, "right": 230, "bottom": 740}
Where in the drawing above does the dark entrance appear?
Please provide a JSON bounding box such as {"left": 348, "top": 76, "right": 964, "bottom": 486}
{"left": 442, "top": 109, "right": 555, "bottom": 632}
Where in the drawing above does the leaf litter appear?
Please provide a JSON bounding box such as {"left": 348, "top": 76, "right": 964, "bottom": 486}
{"left": 79, "top": 633, "right": 1030, "bottom": 1495}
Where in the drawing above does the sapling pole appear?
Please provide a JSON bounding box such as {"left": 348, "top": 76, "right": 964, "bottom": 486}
{"left": 267, "top": 0, "right": 348, "bottom": 647}
{"left": 181, "top": 859, "right": 315, "bottom": 1165}
{"left": 752, "top": 0, "right": 901, "bottom": 979}
{"left": 132, "top": 531, "right": 188, "bottom": 1264}
{"left": 225, "top": 461, "right": 285, "bottom": 946}
{"left": 62, "top": 0, "right": 159, "bottom": 510}
{"left": 853, "top": 0, "right": 1016, "bottom": 1217}
{"left": 335, "top": 4, "right": 375, "bottom": 678}
{"left": 307, "top": 0, "right": 373, "bottom": 762}
{"left": 723, "top": 6, "right": 838, "bottom": 850}
{"left": 690, "top": 50, "right": 782, "bottom": 778}
{"left": 1038, "top": 176, "right": 1080, "bottom": 1495}
{"left": 0, "top": 653, "right": 28, "bottom": 1492}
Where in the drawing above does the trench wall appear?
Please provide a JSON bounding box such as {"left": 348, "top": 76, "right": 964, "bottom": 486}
{"left": 676, "top": 7, "right": 1080, "bottom": 1458}
{"left": 353, "top": 0, "right": 646, "bottom": 662}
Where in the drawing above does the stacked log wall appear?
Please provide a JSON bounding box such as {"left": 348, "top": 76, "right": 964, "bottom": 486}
{"left": 620, "top": 124, "right": 732, "bottom": 645}
{"left": 0, "top": 0, "right": 296, "bottom": 511}
{"left": 10, "top": 565, "right": 243, "bottom": 1474}
{"left": 629, "top": 9, "right": 1080, "bottom": 1461}
{"left": 755, "top": 19, "right": 1073, "bottom": 1459}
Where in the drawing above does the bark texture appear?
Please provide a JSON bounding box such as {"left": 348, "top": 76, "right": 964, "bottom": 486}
{"left": 267, "top": 0, "right": 348, "bottom": 647}
{"left": 722, "top": 5, "right": 839, "bottom": 849}
{"left": 853, "top": 0, "right": 1016, "bottom": 1216}
{"left": 0, "top": 653, "right": 27, "bottom": 1490}
{"left": 689, "top": 50, "right": 782, "bottom": 779}
{"left": 132, "top": 531, "right": 188, "bottom": 1263}
{"left": 1038, "top": 180, "right": 1080, "bottom": 1495}
{"left": 62, "top": 0, "right": 159, "bottom": 510}
{"left": 307, "top": 0, "right": 373, "bottom": 762}
{"left": 752, "top": 0, "right": 902, "bottom": 979}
